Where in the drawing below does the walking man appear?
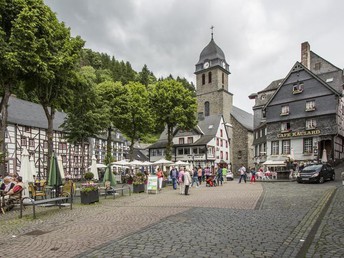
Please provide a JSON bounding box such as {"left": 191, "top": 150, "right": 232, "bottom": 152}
{"left": 238, "top": 164, "right": 247, "bottom": 183}
{"left": 170, "top": 166, "right": 179, "bottom": 190}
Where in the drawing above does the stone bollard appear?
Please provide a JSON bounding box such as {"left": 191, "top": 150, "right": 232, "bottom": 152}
{"left": 341, "top": 172, "right": 344, "bottom": 186}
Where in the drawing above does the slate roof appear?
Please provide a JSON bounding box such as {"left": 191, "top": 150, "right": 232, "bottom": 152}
{"left": 6, "top": 96, "right": 66, "bottom": 131}
{"left": 231, "top": 106, "right": 253, "bottom": 131}
{"left": 196, "top": 39, "right": 226, "bottom": 65}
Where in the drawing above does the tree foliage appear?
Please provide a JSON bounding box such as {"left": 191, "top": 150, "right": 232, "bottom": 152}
{"left": 149, "top": 79, "right": 197, "bottom": 160}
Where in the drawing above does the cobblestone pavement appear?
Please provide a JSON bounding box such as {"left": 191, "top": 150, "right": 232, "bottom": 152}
{"left": 0, "top": 176, "right": 343, "bottom": 258}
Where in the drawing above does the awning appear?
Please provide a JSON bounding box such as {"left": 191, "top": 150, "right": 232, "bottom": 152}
{"left": 263, "top": 160, "right": 286, "bottom": 166}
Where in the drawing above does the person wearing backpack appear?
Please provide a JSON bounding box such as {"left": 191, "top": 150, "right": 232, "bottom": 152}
{"left": 170, "top": 166, "right": 179, "bottom": 190}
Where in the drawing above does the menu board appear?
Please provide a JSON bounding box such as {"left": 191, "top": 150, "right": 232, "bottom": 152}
{"left": 147, "top": 175, "right": 158, "bottom": 194}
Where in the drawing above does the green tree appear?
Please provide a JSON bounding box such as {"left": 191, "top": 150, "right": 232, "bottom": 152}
{"left": 115, "top": 82, "right": 154, "bottom": 160}
{"left": 96, "top": 80, "right": 126, "bottom": 164}
{"left": 12, "top": 0, "right": 84, "bottom": 174}
{"left": 150, "top": 79, "right": 197, "bottom": 160}
{"left": 0, "top": 0, "right": 27, "bottom": 175}
{"left": 62, "top": 67, "right": 105, "bottom": 176}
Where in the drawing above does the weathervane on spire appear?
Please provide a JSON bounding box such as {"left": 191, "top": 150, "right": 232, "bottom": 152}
{"left": 210, "top": 25, "right": 214, "bottom": 40}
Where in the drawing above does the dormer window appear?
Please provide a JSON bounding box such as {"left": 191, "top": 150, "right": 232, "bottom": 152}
{"left": 306, "top": 119, "right": 316, "bottom": 130}
{"left": 281, "top": 105, "right": 289, "bottom": 116}
{"left": 293, "top": 83, "right": 304, "bottom": 94}
{"left": 179, "top": 138, "right": 184, "bottom": 144}
{"left": 306, "top": 100, "right": 316, "bottom": 111}
{"left": 281, "top": 122, "right": 291, "bottom": 132}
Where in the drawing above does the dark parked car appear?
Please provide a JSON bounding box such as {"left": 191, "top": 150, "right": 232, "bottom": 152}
{"left": 297, "top": 163, "right": 335, "bottom": 184}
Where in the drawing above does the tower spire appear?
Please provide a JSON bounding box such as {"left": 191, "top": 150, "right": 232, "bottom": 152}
{"left": 210, "top": 25, "right": 214, "bottom": 40}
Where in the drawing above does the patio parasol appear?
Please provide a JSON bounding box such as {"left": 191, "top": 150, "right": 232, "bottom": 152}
{"left": 174, "top": 160, "right": 189, "bottom": 166}
{"left": 57, "top": 155, "right": 65, "bottom": 180}
{"left": 90, "top": 155, "right": 100, "bottom": 181}
{"left": 48, "top": 152, "right": 63, "bottom": 196}
{"left": 19, "top": 148, "right": 32, "bottom": 198}
{"left": 321, "top": 149, "right": 328, "bottom": 163}
{"left": 153, "top": 158, "right": 173, "bottom": 173}
{"left": 102, "top": 165, "right": 116, "bottom": 187}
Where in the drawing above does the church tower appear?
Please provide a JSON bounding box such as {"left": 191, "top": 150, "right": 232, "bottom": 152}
{"left": 195, "top": 32, "right": 233, "bottom": 124}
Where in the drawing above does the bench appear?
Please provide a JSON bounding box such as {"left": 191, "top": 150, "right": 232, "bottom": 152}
{"left": 20, "top": 196, "right": 72, "bottom": 219}
{"left": 103, "top": 184, "right": 131, "bottom": 199}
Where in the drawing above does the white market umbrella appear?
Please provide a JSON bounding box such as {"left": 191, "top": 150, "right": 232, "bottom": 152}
{"left": 112, "top": 159, "right": 130, "bottom": 166}
{"left": 174, "top": 160, "right": 189, "bottom": 166}
{"left": 19, "top": 148, "right": 31, "bottom": 198}
{"left": 30, "top": 156, "right": 37, "bottom": 177}
{"left": 90, "top": 155, "right": 99, "bottom": 181}
{"left": 153, "top": 158, "right": 173, "bottom": 166}
{"left": 321, "top": 149, "right": 328, "bottom": 163}
{"left": 142, "top": 161, "right": 153, "bottom": 166}
{"left": 57, "top": 155, "right": 65, "bottom": 180}
{"left": 129, "top": 160, "right": 144, "bottom": 166}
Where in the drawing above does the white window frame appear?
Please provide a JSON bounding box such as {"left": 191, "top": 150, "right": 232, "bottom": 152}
{"left": 293, "top": 83, "right": 304, "bottom": 94}
{"left": 303, "top": 138, "right": 313, "bottom": 154}
{"left": 281, "top": 122, "right": 291, "bottom": 132}
{"left": 281, "top": 105, "right": 289, "bottom": 115}
{"left": 306, "top": 100, "right": 315, "bottom": 111}
{"left": 306, "top": 119, "right": 317, "bottom": 130}
{"left": 271, "top": 141, "right": 279, "bottom": 155}
{"left": 282, "top": 140, "right": 290, "bottom": 155}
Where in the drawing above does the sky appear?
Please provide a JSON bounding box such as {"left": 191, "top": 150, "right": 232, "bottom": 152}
{"left": 44, "top": 0, "right": 344, "bottom": 114}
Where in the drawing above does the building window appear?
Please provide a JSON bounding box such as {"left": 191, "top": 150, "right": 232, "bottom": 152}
{"left": 62, "top": 155, "right": 67, "bottom": 163}
{"left": 220, "top": 151, "right": 223, "bottom": 159}
{"left": 202, "top": 74, "right": 205, "bottom": 85}
{"left": 21, "top": 137, "right": 27, "bottom": 146}
{"left": 222, "top": 73, "right": 224, "bottom": 84}
{"left": 193, "top": 148, "right": 198, "bottom": 154}
{"left": 217, "top": 138, "right": 219, "bottom": 146}
{"left": 43, "top": 140, "right": 48, "bottom": 149}
{"left": 184, "top": 148, "right": 190, "bottom": 155}
{"left": 220, "top": 139, "right": 223, "bottom": 147}
{"left": 208, "top": 72, "right": 212, "bottom": 83}
{"left": 238, "top": 150, "right": 242, "bottom": 159}
{"left": 281, "top": 122, "right": 291, "bottom": 132}
{"left": 29, "top": 138, "right": 35, "bottom": 147}
{"left": 282, "top": 140, "right": 290, "bottom": 155}
{"left": 220, "top": 129, "right": 223, "bottom": 137}
{"left": 271, "top": 141, "right": 279, "bottom": 155}
{"left": 306, "top": 119, "right": 316, "bottom": 130}
{"left": 281, "top": 105, "right": 289, "bottom": 115}
{"left": 179, "top": 138, "right": 184, "bottom": 144}
{"left": 260, "top": 129, "right": 263, "bottom": 137}
{"left": 204, "top": 101, "right": 210, "bottom": 116}
{"left": 306, "top": 100, "right": 315, "bottom": 111}
{"left": 25, "top": 126, "right": 31, "bottom": 132}
{"left": 177, "top": 148, "right": 183, "bottom": 155}
{"left": 187, "top": 137, "right": 193, "bottom": 144}
{"left": 225, "top": 140, "right": 228, "bottom": 148}
{"left": 304, "top": 138, "right": 313, "bottom": 154}
{"left": 226, "top": 152, "right": 228, "bottom": 160}
{"left": 293, "top": 83, "right": 304, "bottom": 94}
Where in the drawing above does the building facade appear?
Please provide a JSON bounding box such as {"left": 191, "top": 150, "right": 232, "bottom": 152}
{"left": 250, "top": 42, "right": 344, "bottom": 168}
{"left": 4, "top": 96, "right": 129, "bottom": 178}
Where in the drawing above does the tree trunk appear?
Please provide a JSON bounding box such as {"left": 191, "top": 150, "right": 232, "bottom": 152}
{"left": 129, "top": 138, "right": 135, "bottom": 161}
{"left": 105, "top": 126, "right": 112, "bottom": 165}
{"left": 80, "top": 139, "right": 85, "bottom": 178}
{"left": 42, "top": 105, "right": 55, "bottom": 179}
{"left": 0, "top": 84, "right": 12, "bottom": 176}
{"left": 166, "top": 125, "right": 173, "bottom": 160}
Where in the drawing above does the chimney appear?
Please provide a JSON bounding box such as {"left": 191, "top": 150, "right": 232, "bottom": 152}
{"left": 301, "top": 42, "right": 310, "bottom": 69}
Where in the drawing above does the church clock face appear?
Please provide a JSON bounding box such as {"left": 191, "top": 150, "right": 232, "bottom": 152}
{"left": 203, "top": 62, "right": 209, "bottom": 69}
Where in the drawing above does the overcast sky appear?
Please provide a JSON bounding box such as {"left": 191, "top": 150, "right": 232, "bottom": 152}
{"left": 44, "top": 0, "right": 344, "bottom": 114}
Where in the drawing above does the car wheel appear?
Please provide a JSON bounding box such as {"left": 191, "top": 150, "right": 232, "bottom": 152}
{"left": 318, "top": 176, "right": 324, "bottom": 184}
{"left": 330, "top": 173, "right": 335, "bottom": 181}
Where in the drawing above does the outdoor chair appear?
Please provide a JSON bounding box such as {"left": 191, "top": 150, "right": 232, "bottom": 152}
{"left": 61, "top": 180, "right": 75, "bottom": 198}
{"left": 29, "top": 182, "right": 46, "bottom": 200}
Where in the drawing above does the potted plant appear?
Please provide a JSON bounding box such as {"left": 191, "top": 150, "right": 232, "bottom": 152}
{"left": 132, "top": 172, "right": 146, "bottom": 193}
{"left": 80, "top": 172, "right": 99, "bottom": 204}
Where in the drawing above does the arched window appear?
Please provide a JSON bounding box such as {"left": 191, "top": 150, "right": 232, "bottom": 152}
{"left": 222, "top": 73, "right": 224, "bottom": 84}
{"left": 208, "top": 72, "right": 212, "bottom": 83}
{"left": 202, "top": 74, "right": 205, "bottom": 85}
{"left": 205, "top": 101, "right": 210, "bottom": 116}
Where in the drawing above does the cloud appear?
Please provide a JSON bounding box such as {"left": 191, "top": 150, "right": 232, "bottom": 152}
{"left": 44, "top": 0, "right": 344, "bottom": 113}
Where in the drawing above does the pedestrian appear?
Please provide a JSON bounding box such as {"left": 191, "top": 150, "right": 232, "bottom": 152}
{"left": 204, "top": 166, "right": 211, "bottom": 180}
{"left": 216, "top": 166, "right": 223, "bottom": 186}
{"left": 238, "top": 164, "right": 247, "bottom": 183}
{"left": 178, "top": 167, "right": 185, "bottom": 195}
{"left": 170, "top": 166, "right": 179, "bottom": 190}
{"left": 197, "top": 166, "right": 203, "bottom": 185}
{"left": 250, "top": 168, "right": 256, "bottom": 184}
{"left": 156, "top": 167, "right": 164, "bottom": 191}
{"left": 184, "top": 169, "right": 192, "bottom": 195}
{"left": 222, "top": 166, "right": 227, "bottom": 183}
{"left": 191, "top": 168, "right": 199, "bottom": 188}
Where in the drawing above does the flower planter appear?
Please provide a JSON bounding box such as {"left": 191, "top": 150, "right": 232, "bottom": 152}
{"left": 80, "top": 189, "right": 99, "bottom": 204}
{"left": 133, "top": 183, "right": 145, "bottom": 193}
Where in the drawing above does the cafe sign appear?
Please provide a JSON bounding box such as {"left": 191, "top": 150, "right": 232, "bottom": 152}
{"left": 277, "top": 129, "right": 321, "bottom": 138}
